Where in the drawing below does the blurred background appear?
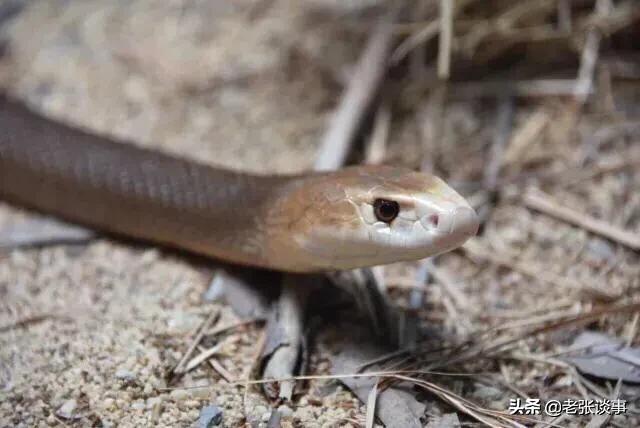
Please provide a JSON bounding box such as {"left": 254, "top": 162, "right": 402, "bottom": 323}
{"left": 1, "top": 1, "right": 639, "bottom": 427}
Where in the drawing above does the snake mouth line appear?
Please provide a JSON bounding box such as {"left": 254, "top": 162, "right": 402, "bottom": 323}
{"left": 298, "top": 209, "right": 478, "bottom": 268}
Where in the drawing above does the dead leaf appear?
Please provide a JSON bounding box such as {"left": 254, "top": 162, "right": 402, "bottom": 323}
{"left": 563, "top": 331, "right": 640, "bottom": 383}
{"left": 0, "top": 215, "right": 95, "bottom": 248}
{"left": 330, "top": 337, "right": 426, "bottom": 428}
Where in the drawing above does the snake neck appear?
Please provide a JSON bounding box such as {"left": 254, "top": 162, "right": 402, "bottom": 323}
{"left": 0, "top": 95, "right": 295, "bottom": 269}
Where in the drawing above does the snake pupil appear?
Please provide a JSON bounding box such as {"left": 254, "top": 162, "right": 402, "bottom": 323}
{"left": 373, "top": 199, "right": 399, "bottom": 223}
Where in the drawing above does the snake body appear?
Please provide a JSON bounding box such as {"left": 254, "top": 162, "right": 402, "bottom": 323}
{"left": 0, "top": 95, "right": 479, "bottom": 272}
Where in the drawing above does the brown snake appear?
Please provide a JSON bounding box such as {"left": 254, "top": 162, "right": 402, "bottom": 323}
{"left": 0, "top": 95, "right": 478, "bottom": 272}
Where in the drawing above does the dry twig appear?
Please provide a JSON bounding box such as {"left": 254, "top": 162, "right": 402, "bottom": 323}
{"left": 172, "top": 310, "right": 220, "bottom": 375}
{"left": 574, "top": 0, "right": 611, "bottom": 104}
{"left": 314, "top": 11, "right": 396, "bottom": 171}
{"left": 523, "top": 188, "right": 640, "bottom": 251}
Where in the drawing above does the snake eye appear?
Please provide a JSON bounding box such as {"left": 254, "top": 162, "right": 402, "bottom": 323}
{"left": 373, "top": 199, "right": 399, "bottom": 223}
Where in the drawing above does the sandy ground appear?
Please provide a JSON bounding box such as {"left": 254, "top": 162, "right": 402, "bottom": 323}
{"left": 2, "top": 1, "right": 640, "bottom": 428}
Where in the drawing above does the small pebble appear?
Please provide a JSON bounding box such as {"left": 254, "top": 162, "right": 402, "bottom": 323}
{"left": 585, "top": 238, "right": 615, "bottom": 266}
{"left": 131, "top": 400, "right": 146, "bottom": 410}
{"left": 56, "top": 399, "right": 77, "bottom": 419}
{"left": 279, "top": 405, "right": 294, "bottom": 419}
{"left": 170, "top": 389, "right": 189, "bottom": 401}
{"left": 115, "top": 368, "right": 136, "bottom": 381}
{"left": 185, "top": 399, "right": 201, "bottom": 408}
{"left": 191, "top": 387, "right": 211, "bottom": 400}
{"left": 103, "top": 398, "right": 115, "bottom": 409}
{"left": 197, "top": 405, "right": 223, "bottom": 428}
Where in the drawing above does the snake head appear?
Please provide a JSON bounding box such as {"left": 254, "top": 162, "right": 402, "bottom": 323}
{"left": 266, "top": 165, "right": 479, "bottom": 272}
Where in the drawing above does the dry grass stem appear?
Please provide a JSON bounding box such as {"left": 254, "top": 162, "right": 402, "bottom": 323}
{"left": 437, "top": 0, "right": 454, "bottom": 79}
{"left": 183, "top": 343, "right": 224, "bottom": 373}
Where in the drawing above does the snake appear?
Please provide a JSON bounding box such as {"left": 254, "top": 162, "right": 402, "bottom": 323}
{"left": 0, "top": 95, "right": 479, "bottom": 272}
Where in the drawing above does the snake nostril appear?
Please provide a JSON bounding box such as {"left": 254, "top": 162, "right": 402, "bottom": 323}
{"left": 428, "top": 214, "right": 439, "bottom": 228}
